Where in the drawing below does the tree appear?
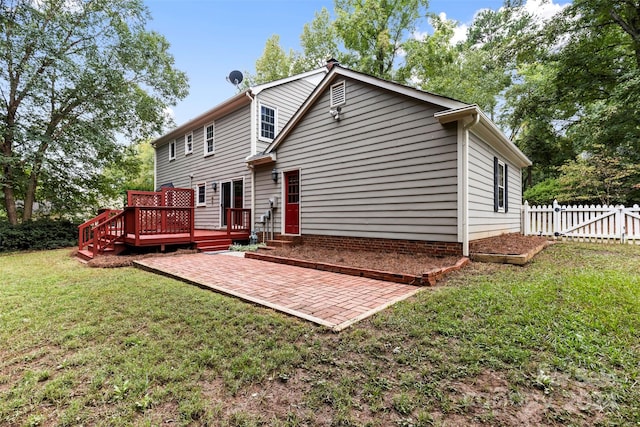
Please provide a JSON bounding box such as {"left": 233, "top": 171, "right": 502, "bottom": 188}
{"left": 334, "top": 0, "right": 429, "bottom": 81}
{"left": 244, "top": 35, "right": 298, "bottom": 87}
{"left": 0, "top": 0, "right": 188, "bottom": 224}
{"left": 298, "top": 7, "right": 339, "bottom": 71}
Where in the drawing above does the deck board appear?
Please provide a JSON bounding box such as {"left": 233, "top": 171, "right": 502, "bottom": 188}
{"left": 122, "top": 229, "right": 250, "bottom": 247}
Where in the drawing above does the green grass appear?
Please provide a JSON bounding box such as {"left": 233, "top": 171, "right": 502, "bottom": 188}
{"left": 1, "top": 244, "right": 639, "bottom": 426}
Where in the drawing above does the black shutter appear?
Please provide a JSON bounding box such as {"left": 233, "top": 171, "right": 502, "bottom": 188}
{"left": 493, "top": 156, "right": 499, "bottom": 212}
{"left": 504, "top": 163, "right": 509, "bottom": 213}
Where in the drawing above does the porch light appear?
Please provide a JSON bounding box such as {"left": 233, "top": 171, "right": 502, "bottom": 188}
{"left": 211, "top": 182, "right": 217, "bottom": 192}
{"left": 271, "top": 168, "right": 278, "bottom": 183}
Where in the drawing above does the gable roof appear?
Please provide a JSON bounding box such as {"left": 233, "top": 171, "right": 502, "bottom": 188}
{"left": 263, "top": 66, "right": 469, "bottom": 153}
{"left": 250, "top": 67, "right": 327, "bottom": 95}
{"left": 260, "top": 66, "right": 530, "bottom": 168}
{"left": 151, "top": 67, "right": 328, "bottom": 148}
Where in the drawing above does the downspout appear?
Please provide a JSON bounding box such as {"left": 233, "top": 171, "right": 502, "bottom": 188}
{"left": 246, "top": 90, "right": 257, "bottom": 232}
{"left": 153, "top": 148, "right": 157, "bottom": 192}
{"left": 461, "top": 113, "right": 479, "bottom": 257}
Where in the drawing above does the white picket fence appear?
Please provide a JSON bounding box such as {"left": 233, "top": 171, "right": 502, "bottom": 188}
{"left": 523, "top": 200, "right": 640, "bottom": 243}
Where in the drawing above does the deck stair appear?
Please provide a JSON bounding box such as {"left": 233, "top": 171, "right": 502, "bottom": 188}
{"left": 77, "top": 189, "right": 251, "bottom": 260}
{"left": 195, "top": 237, "right": 233, "bottom": 252}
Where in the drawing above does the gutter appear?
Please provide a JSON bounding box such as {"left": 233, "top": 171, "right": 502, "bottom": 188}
{"left": 151, "top": 90, "right": 254, "bottom": 147}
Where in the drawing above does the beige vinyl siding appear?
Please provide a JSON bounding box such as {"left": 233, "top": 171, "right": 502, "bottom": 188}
{"left": 259, "top": 77, "right": 459, "bottom": 242}
{"left": 155, "top": 105, "right": 252, "bottom": 229}
{"left": 256, "top": 79, "right": 317, "bottom": 153}
{"left": 468, "top": 132, "right": 522, "bottom": 239}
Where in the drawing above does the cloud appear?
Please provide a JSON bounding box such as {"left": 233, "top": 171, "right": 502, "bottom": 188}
{"left": 445, "top": 0, "right": 569, "bottom": 44}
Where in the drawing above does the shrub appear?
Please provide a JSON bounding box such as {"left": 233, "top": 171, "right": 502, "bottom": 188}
{"left": 0, "top": 219, "right": 78, "bottom": 252}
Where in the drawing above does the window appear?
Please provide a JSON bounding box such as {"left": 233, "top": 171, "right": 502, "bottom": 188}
{"left": 196, "top": 183, "right": 206, "bottom": 207}
{"left": 260, "top": 104, "right": 276, "bottom": 141}
{"left": 204, "top": 123, "right": 215, "bottom": 155}
{"left": 330, "top": 80, "right": 346, "bottom": 107}
{"left": 169, "top": 140, "right": 176, "bottom": 161}
{"left": 493, "top": 157, "right": 508, "bottom": 212}
{"left": 184, "top": 132, "right": 193, "bottom": 155}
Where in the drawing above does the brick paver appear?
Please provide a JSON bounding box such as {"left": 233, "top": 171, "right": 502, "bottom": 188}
{"left": 134, "top": 253, "right": 423, "bottom": 331}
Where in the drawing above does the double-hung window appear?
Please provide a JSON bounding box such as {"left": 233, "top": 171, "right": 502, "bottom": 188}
{"left": 259, "top": 104, "right": 276, "bottom": 142}
{"left": 196, "top": 183, "right": 206, "bottom": 207}
{"left": 169, "top": 140, "right": 176, "bottom": 161}
{"left": 204, "top": 123, "right": 215, "bottom": 156}
{"left": 493, "top": 157, "right": 508, "bottom": 212}
{"left": 184, "top": 132, "right": 193, "bottom": 155}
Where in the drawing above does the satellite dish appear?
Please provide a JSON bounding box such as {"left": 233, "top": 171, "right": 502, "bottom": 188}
{"left": 226, "top": 70, "right": 243, "bottom": 87}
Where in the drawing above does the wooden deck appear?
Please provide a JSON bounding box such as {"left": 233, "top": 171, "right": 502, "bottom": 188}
{"left": 121, "top": 229, "right": 250, "bottom": 249}
{"left": 78, "top": 188, "right": 251, "bottom": 260}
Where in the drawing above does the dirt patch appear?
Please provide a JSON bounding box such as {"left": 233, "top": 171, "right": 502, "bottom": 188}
{"left": 470, "top": 233, "right": 549, "bottom": 255}
{"left": 264, "top": 234, "right": 549, "bottom": 274}
{"left": 265, "top": 246, "right": 460, "bottom": 276}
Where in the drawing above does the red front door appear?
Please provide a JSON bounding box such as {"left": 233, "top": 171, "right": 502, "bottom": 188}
{"left": 284, "top": 170, "right": 299, "bottom": 234}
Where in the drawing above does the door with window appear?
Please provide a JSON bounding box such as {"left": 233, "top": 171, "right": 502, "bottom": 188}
{"left": 220, "top": 179, "right": 243, "bottom": 227}
{"left": 284, "top": 171, "right": 300, "bottom": 234}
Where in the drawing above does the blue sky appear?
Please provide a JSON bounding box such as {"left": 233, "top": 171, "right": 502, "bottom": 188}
{"left": 143, "top": 0, "right": 560, "bottom": 127}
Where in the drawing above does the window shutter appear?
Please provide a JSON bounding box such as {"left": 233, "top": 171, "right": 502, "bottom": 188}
{"left": 493, "top": 156, "right": 499, "bottom": 212}
{"left": 504, "top": 164, "right": 509, "bottom": 213}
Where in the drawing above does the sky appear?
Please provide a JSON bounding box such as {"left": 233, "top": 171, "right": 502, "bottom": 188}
{"left": 144, "top": 0, "right": 568, "bottom": 127}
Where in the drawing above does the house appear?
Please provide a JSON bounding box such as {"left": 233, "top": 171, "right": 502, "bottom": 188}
{"left": 247, "top": 66, "right": 531, "bottom": 256}
{"left": 79, "top": 64, "right": 531, "bottom": 260}
{"left": 151, "top": 67, "right": 328, "bottom": 231}
{"left": 76, "top": 68, "right": 329, "bottom": 260}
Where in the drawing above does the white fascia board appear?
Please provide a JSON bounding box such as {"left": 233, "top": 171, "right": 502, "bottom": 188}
{"left": 265, "top": 66, "right": 470, "bottom": 154}
{"left": 436, "top": 106, "right": 532, "bottom": 168}
{"left": 151, "top": 91, "right": 253, "bottom": 147}
{"left": 250, "top": 67, "right": 328, "bottom": 95}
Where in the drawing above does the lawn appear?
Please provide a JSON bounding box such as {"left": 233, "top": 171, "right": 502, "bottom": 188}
{"left": 1, "top": 244, "right": 639, "bottom": 426}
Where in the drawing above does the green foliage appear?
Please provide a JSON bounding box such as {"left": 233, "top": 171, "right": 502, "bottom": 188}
{"left": 334, "top": 0, "right": 429, "bottom": 80}
{"left": 523, "top": 178, "right": 561, "bottom": 205}
{"left": 0, "top": 219, "right": 78, "bottom": 252}
{"left": 0, "top": 0, "right": 188, "bottom": 224}
{"left": 555, "top": 149, "right": 639, "bottom": 205}
{"left": 244, "top": 35, "right": 298, "bottom": 87}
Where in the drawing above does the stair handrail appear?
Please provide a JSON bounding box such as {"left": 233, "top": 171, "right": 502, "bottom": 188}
{"left": 78, "top": 209, "right": 122, "bottom": 250}
{"left": 91, "top": 209, "right": 127, "bottom": 256}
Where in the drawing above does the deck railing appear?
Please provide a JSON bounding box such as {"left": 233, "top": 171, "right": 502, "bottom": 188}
{"left": 125, "top": 206, "right": 195, "bottom": 246}
{"left": 78, "top": 209, "right": 123, "bottom": 251}
{"left": 91, "top": 210, "right": 127, "bottom": 256}
{"left": 226, "top": 208, "right": 251, "bottom": 235}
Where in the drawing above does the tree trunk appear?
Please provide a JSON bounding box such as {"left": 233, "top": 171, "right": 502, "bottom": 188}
{"left": 22, "top": 171, "right": 37, "bottom": 222}
{"left": 2, "top": 176, "right": 19, "bottom": 225}
{"left": 2, "top": 119, "right": 19, "bottom": 225}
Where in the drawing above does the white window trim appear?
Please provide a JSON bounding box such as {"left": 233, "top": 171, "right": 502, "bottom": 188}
{"left": 196, "top": 182, "right": 207, "bottom": 207}
{"left": 169, "top": 140, "right": 176, "bottom": 161}
{"left": 204, "top": 122, "right": 215, "bottom": 157}
{"left": 184, "top": 132, "right": 193, "bottom": 155}
{"left": 497, "top": 160, "right": 506, "bottom": 212}
{"left": 258, "top": 103, "right": 277, "bottom": 143}
{"left": 330, "top": 80, "right": 346, "bottom": 107}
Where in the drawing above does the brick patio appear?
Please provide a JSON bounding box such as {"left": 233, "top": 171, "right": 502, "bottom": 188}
{"left": 134, "top": 252, "right": 424, "bottom": 331}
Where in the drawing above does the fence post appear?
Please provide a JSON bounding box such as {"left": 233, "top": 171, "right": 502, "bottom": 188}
{"left": 552, "top": 199, "right": 560, "bottom": 238}
{"left": 616, "top": 205, "right": 623, "bottom": 243}
{"left": 523, "top": 201, "right": 530, "bottom": 236}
